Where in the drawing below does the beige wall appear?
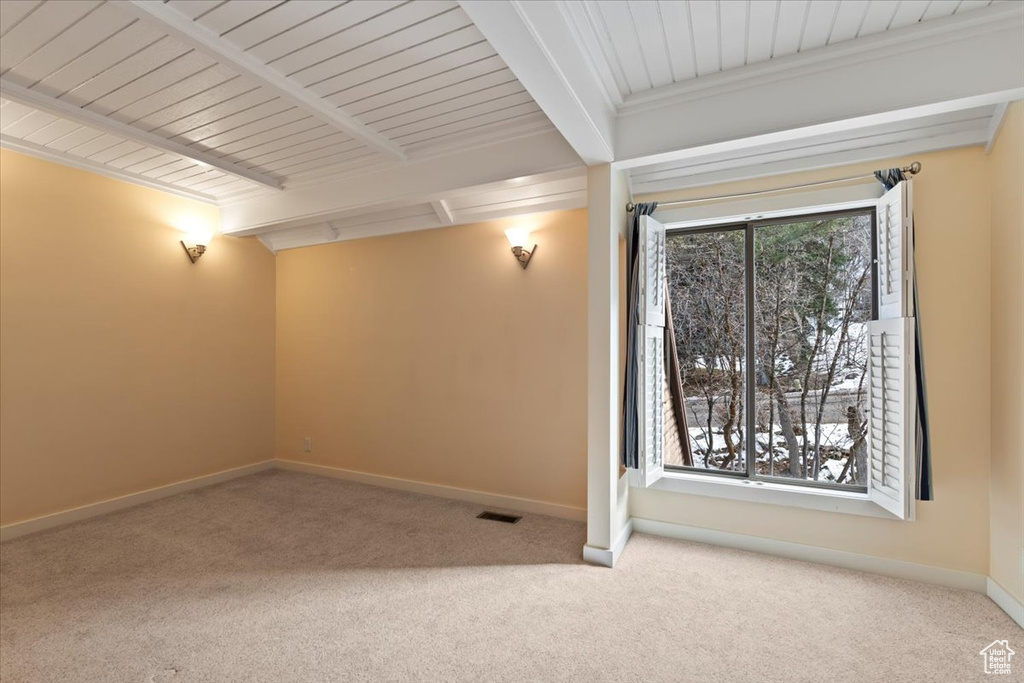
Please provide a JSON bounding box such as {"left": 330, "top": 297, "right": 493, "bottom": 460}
{"left": 276, "top": 209, "right": 588, "bottom": 511}
{"left": 0, "top": 150, "right": 276, "bottom": 526}
{"left": 633, "top": 147, "right": 995, "bottom": 575}
{"left": 989, "top": 102, "right": 1024, "bottom": 601}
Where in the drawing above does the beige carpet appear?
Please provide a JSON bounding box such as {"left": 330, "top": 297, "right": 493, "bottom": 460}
{"left": 1, "top": 471, "right": 1019, "bottom": 682}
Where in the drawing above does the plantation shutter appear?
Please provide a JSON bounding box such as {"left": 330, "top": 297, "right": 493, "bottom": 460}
{"left": 639, "top": 215, "right": 666, "bottom": 327}
{"left": 876, "top": 180, "right": 915, "bottom": 319}
{"left": 865, "top": 318, "right": 916, "bottom": 519}
{"left": 867, "top": 179, "right": 917, "bottom": 518}
{"left": 630, "top": 214, "right": 667, "bottom": 488}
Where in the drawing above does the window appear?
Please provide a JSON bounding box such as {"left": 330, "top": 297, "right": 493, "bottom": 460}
{"left": 629, "top": 182, "right": 918, "bottom": 519}
{"left": 667, "top": 210, "right": 875, "bottom": 490}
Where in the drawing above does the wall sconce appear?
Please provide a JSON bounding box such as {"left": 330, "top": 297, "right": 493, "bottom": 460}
{"left": 179, "top": 226, "right": 215, "bottom": 264}
{"left": 505, "top": 227, "right": 536, "bottom": 270}
{"left": 181, "top": 240, "right": 207, "bottom": 263}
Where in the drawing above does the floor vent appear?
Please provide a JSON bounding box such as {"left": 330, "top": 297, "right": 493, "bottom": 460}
{"left": 477, "top": 511, "right": 522, "bottom": 524}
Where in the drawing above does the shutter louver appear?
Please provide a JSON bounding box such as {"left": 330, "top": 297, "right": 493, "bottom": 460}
{"left": 631, "top": 325, "right": 665, "bottom": 488}
{"left": 876, "top": 180, "right": 914, "bottom": 320}
{"left": 630, "top": 214, "right": 667, "bottom": 488}
{"left": 639, "top": 215, "right": 666, "bottom": 327}
{"left": 865, "top": 317, "right": 916, "bottom": 519}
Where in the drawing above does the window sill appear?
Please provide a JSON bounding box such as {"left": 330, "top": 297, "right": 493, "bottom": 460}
{"left": 651, "top": 471, "right": 902, "bottom": 519}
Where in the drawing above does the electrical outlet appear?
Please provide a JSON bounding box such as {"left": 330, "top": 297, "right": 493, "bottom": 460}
{"left": 303, "top": 437, "right": 312, "bottom": 453}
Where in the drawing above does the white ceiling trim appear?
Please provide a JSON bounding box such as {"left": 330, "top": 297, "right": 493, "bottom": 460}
{"left": 632, "top": 129, "right": 991, "bottom": 197}
{"left": 219, "top": 128, "right": 582, "bottom": 235}
{"left": 431, "top": 199, "right": 455, "bottom": 225}
{"left": 616, "top": 2, "right": 1024, "bottom": 114}
{"left": 459, "top": 0, "right": 613, "bottom": 164}
{"left": 0, "top": 78, "right": 280, "bottom": 190}
{"left": 116, "top": 0, "right": 406, "bottom": 162}
{"left": 257, "top": 168, "right": 586, "bottom": 252}
{"left": 628, "top": 105, "right": 998, "bottom": 193}
{"left": 616, "top": 88, "right": 1024, "bottom": 172}
{"left": 985, "top": 102, "right": 1010, "bottom": 154}
{"left": 0, "top": 133, "right": 217, "bottom": 204}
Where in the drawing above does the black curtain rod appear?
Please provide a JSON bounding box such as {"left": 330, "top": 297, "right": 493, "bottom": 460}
{"left": 625, "top": 161, "right": 922, "bottom": 213}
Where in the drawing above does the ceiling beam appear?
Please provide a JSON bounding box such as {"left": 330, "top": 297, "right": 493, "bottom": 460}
{"left": 0, "top": 133, "right": 219, "bottom": 203}
{"left": 459, "top": 0, "right": 614, "bottom": 165}
{"left": 319, "top": 223, "right": 339, "bottom": 242}
{"left": 117, "top": 0, "right": 405, "bottom": 161}
{"left": 0, "top": 78, "right": 280, "bottom": 190}
{"left": 632, "top": 129, "right": 989, "bottom": 197}
{"left": 985, "top": 102, "right": 1010, "bottom": 154}
{"left": 220, "top": 128, "right": 582, "bottom": 236}
{"left": 430, "top": 199, "right": 454, "bottom": 225}
{"left": 614, "top": 7, "right": 1024, "bottom": 167}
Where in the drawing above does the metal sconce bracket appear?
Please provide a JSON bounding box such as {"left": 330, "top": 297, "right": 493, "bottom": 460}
{"left": 181, "top": 241, "right": 207, "bottom": 263}
{"left": 511, "top": 244, "right": 536, "bottom": 270}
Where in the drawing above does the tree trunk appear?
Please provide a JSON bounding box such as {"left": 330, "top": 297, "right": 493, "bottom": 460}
{"left": 774, "top": 382, "right": 802, "bottom": 477}
{"left": 839, "top": 405, "right": 867, "bottom": 484}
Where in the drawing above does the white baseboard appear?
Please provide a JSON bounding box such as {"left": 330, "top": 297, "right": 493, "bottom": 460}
{"left": 0, "top": 460, "right": 275, "bottom": 542}
{"left": 5, "top": 463, "right": 1016, "bottom": 629}
{"left": 987, "top": 577, "right": 1024, "bottom": 629}
{"left": 275, "top": 459, "right": 587, "bottom": 522}
{"left": 631, "top": 517, "right": 988, "bottom": 593}
{"left": 583, "top": 519, "right": 634, "bottom": 568}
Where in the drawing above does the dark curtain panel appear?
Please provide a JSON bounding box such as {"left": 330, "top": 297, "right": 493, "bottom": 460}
{"left": 664, "top": 282, "right": 694, "bottom": 466}
{"left": 622, "top": 202, "right": 658, "bottom": 469}
{"left": 875, "top": 167, "right": 933, "bottom": 501}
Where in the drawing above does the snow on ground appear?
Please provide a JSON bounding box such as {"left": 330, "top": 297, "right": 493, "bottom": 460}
{"left": 685, "top": 424, "right": 857, "bottom": 483}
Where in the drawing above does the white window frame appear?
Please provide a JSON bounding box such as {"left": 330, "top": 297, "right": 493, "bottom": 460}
{"left": 631, "top": 187, "right": 918, "bottom": 520}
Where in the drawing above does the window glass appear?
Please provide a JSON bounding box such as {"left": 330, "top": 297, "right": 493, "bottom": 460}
{"left": 665, "top": 210, "right": 874, "bottom": 490}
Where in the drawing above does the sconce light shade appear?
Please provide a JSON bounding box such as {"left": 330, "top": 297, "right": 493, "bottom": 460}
{"left": 504, "top": 228, "right": 536, "bottom": 270}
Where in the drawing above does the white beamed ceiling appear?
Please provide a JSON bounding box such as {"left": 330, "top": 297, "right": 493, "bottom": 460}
{"left": 0, "top": 0, "right": 556, "bottom": 205}
{"left": 258, "top": 167, "right": 587, "bottom": 252}
{"left": 565, "top": 0, "right": 1001, "bottom": 105}
{"left": 1, "top": 1, "right": 1021, "bottom": 251}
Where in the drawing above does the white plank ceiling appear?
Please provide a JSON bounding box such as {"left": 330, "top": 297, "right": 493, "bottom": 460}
{"left": 0, "top": 0, "right": 1017, "bottom": 250}
{"left": 0, "top": 0, "right": 554, "bottom": 204}
{"left": 565, "top": 0, "right": 1002, "bottom": 103}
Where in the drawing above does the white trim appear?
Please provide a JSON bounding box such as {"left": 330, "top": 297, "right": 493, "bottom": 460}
{"left": 0, "top": 135, "right": 218, "bottom": 205}
{"left": 583, "top": 518, "right": 633, "bottom": 568}
{"left": 664, "top": 197, "right": 879, "bottom": 231}
{"left": 630, "top": 127, "right": 989, "bottom": 195}
{"left": 985, "top": 102, "right": 1010, "bottom": 154}
{"left": 430, "top": 199, "right": 454, "bottom": 225}
{"left": 987, "top": 578, "right": 1024, "bottom": 630}
{"left": 275, "top": 459, "right": 586, "bottom": 522}
{"left": 616, "top": 90, "right": 1023, "bottom": 171}
{"left": 653, "top": 185, "right": 881, "bottom": 232}
{"left": 617, "top": 3, "right": 1024, "bottom": 115}
{"left": 318, "top": 223, "right": 339, "bottom": 243}
{"left": 0, "top": 461, "right": 275, "bottom": 542}
{"left": 118, "top": 0, "right": 404, "bottom": 161}
{"left": 459, "top": 0, "right": 616, "bottom": 164}
{"left": 631, "top": 517, "right": 986, "bottom": 593}
{"left": 218, "top": 129, "right": 582, "bottom": 235}
{"left": 0, "top": 79, "right": 280, "bottom": 190}
{"left": 256, "top": 235, "right": 277, "bottom": 254}
{"left": 650, "top": 471, "right": 900, "bottom": 520}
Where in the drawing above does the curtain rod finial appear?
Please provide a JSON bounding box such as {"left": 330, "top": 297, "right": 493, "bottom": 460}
{"left": 906, "top": 161, "right": 922, "bottom": 175}
{"left": 626, "top": 202, "right": 635, "bottom": 213}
